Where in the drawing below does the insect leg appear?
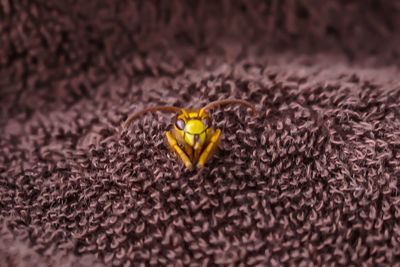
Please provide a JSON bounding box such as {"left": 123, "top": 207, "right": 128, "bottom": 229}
{"left": 165, "top": 131, "right": 193, "bottom": 169}
{"left": 183, "top": 143, "right": 194, "bottom": 162}
{"left": 197, "top": 129, "right": 222, "bottom": 168}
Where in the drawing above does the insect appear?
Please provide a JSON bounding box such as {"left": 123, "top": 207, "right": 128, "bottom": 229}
{"left": 123, "top": 99, "right": 257, "bottom": 169}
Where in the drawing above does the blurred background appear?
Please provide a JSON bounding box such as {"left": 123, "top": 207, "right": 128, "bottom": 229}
{"left": 1, "top": 0, "right": 400, "bottom": 119}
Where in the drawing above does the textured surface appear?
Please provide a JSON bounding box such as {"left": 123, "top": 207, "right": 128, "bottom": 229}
{"left": 1, "top": 1, "right": 400, "bottom": 266}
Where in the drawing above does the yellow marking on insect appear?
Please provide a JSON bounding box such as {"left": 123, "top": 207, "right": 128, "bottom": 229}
{"left": 184, "top": 120, "right": 207, "bottom": 147}
{"left": 185, "top": 119, "right": 205, "bottom": 134}
{"left": 123, "top": 99, "right": 257, "bottom": 169}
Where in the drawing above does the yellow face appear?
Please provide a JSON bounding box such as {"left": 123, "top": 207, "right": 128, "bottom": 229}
{"left": 173, "top": 109, "right": 212, "bottom": 148}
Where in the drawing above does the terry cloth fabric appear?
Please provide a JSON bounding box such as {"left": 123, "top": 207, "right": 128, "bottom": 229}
{"left": 1, "top": 1, "right": 400, "bottom": 266}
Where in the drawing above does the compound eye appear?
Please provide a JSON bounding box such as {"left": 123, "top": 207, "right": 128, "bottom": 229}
{"left": 203, "top": 117, "right": 211, "bottom": 128}
{"left": 175, "top": 119, "right": 185, "bottom": 130}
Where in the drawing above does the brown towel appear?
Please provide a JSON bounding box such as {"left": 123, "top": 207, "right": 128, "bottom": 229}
{"left": 1, "top": 1, "right": 400, "bottom": 266}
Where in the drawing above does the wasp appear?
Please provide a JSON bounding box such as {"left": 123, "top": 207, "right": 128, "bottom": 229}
{"left": 123, "top": 99, "right": 257, "bottom": 169}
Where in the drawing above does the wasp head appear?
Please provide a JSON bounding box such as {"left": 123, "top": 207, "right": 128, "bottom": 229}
{"left": 173, "top": 109, "right": 212, "bottom": 148}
